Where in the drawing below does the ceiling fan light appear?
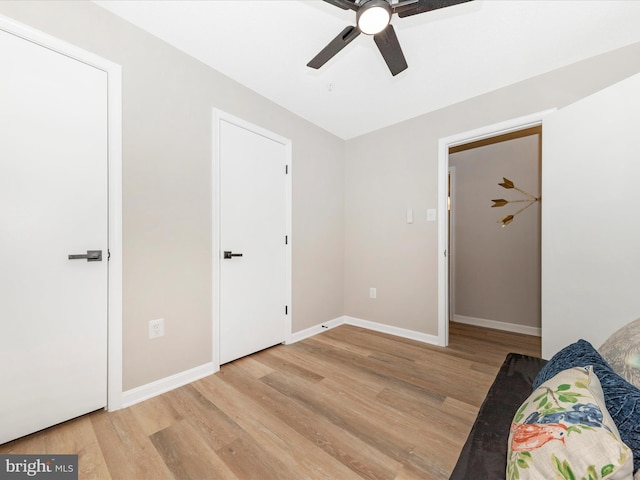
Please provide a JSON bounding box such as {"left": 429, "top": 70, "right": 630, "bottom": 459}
{"left": 357, "top": 0, "right": 392, "bottom": 35}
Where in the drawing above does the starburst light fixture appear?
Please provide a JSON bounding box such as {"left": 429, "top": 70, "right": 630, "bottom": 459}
{"left": 491, "top": 177, "right": 540, "bottom": 227}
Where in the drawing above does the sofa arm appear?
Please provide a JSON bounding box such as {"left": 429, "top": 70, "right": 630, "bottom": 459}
{"left": 449, "top": 353, "right": 547, "bottom": 480}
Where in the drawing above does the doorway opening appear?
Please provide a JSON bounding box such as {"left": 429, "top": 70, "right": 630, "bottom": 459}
{"left": 437, "top": 110, "right": 554, "bottom": 347}
{"left": 448, "top": 127, "right": 541, "bottom": 334}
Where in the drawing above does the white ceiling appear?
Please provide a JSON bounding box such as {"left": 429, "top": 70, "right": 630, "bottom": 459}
{"left": 94, "top": 0, "right": 640, "bottom": 140}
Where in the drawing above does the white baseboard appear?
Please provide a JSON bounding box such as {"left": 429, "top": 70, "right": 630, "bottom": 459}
{"left": 344, "top": 316, "right": 440, "bottom": 345}
{"left": 121, "top": 362, "right": 217, "bottom": 409}
{"left": 453, "top": 314, "right": 541, "bottom": 337}
{"left": 287, "top": 315, "right": 440, "bottom": 346}
{"left": 286, "top": 316, "right": 346, "bottom": 344}
{"left": 122, "top": 316, "right": 348, "bottom": 409}
{"left": 120, "top": 315, "right": 452, "bottom": 409}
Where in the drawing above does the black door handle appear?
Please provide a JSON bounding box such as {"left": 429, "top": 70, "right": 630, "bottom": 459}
{"left": 223, "top": 251, "right": 243, "bottom": 259}
{"left": 68, "top": 250, "right": 102, "bottom": 262}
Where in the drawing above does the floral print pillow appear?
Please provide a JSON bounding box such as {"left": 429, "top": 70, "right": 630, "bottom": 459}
{"left": 507, "top": 366, "right": 633, "bottom": 480}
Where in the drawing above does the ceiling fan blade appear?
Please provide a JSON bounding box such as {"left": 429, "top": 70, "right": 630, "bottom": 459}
{"left": 322, "top": 0, "right": 359, "bottom": 11}
{"left": 373, "top": 24, "right": 407, "bottom": 76}
{"left": 307, "top": 25, "right": 361, "bottom": 70}
{"left": 396, "top": 0, "right": 472, "bottom": 18}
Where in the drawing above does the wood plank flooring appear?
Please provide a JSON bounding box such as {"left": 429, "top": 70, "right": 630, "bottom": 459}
{"left": 0, "top": 322, "right": 540, "bottom": 479}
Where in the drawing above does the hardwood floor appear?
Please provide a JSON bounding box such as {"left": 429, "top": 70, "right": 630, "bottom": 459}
{"left": 0, "top": 323, "right": 540, "bottom": 479}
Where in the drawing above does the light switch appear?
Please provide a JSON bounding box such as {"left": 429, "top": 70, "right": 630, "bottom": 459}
{"left": 427, "top": 208, "right": 436, "bottom": 221}
{"left": 406, "top": 208, "right": 413, "bottom": 224}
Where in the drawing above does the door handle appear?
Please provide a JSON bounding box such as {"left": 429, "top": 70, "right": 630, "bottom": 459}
{"left": 223, "top": 251, "right": 243, "bottom": 259}
{"left": 68, "top": 250, "right": 102, "bottom": 262}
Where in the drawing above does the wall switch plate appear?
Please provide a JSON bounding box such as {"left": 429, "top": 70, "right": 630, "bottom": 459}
{"left": 406, "top": 208, "right": 413, "bottom": 224}
{"left": 369, "top": 287, "right": 377, "bottom": 299}
{"left": 427, "top": 208, "right": 437, "bottom": 221}
{"left": 149, "top": 318, "right": 164, "bottom": 339}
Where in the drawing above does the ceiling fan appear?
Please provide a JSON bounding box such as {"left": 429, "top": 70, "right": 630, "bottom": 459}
{"left": 307, "top": 0, "right": 472, "bottom": 76}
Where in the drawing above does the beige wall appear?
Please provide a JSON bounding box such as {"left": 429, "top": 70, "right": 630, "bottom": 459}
{"left": 449, "top": 135, "right": 540, "bottom": 329}
{"left": 344, "top": 41, "right": 640, "bottom": 336}
{"left": 0, "top": 1, "right": 345, "bottom": 390}
{"left": 5, "top": 0, "right": 640, "bottom": 390}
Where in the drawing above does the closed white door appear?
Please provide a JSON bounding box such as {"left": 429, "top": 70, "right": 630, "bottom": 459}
{"left": 0, "top": 28, "right": 108, "bottom": 444}
{"left": 218, "top": 118, "right": 289, "bottom": 364}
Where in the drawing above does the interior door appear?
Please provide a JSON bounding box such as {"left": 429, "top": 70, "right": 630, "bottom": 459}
{"left": 0, "top": 28, "right": 108, "bottom": 444}
{"left": 219, "top": 118, "right": 288, "bottom": 364}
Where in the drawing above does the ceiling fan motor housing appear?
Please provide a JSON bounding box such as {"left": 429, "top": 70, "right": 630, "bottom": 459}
{"left": 356, "top": 0, "right": 393, "bottom": 35}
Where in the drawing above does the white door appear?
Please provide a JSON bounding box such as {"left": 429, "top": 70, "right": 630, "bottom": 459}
{"left": 218, "top": 118, "right": 289, "bottom": 364}
{"left": 542, "top": 71, "right": 640, "bottom": 359}
{"left": 0, "top": 28, "right": 108, "bottom": 444}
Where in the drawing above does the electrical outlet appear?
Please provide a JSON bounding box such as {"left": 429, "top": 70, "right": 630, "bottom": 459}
{"left": 149, "top": 318, "right": 164, "bottom": 339}
{"left": 369, "top": 287, "right": 377, "bottom": 299}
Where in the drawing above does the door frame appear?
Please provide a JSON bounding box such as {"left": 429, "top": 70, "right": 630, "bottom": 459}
{"left": 0, "top": 15, "right": 123, "bottom": 410}
{"left": 436, "top": 109, "right": 554, "bottom": 347}
{"left": 447, "top": 166, "right": 456, "bottom": 323}
{"left": 212, "top": 109, "right": 292, "bottom": 370}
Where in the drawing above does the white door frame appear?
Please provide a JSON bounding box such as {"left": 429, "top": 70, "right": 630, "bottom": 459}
{"left": 436, "top": 109, "right": 554, "bottom": 347}
{"left": 212, "top": 109, "right": 292, "bottom": 370}
{"left": 447, "top": 166, "right": 456, "bottom": 323}
{"left": 0, "top": 15, "right": 123, "bottom": 410}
